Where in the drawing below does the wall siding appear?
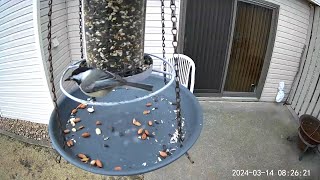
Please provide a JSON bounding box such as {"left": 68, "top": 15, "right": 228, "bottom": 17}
{"left": 289, "top": 6, "right": 320, "bottom": 119}
{"left": 260, "top": 0, "right": 311, "bottom": 101}
{"left": 40, "top": 0, "right": 75, "bottom": 103}
{"left": 0, "top": 0, "right": 53, "bottom": 123}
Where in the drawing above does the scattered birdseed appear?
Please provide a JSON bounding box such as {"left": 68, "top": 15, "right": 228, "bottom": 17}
{"left": 132, "top": 119, "right": 142, "bottom": 126}
{"left": 170, "top": 148, "right": 176, "bottom": 153}
{"left": 96, "top": 128, "right": 102, "bottom": 135}
{"left": 72, "top": 128, "right": 77, "bottom": 132}
{"left": 64, "top": 129, "right": 70, "bottom": 134}
{"left": 87, "top": 107, "right": 95, "bottom": 113}
{"left": 170, "top": 129, "right": 179, "bottom": 144}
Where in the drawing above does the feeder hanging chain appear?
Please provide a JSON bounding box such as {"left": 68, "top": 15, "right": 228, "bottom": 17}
{"left": 161, "top": 0, "right": 167, "bottom": 84}
{"left": 79, "top": 0, "right": 84, "bottom": 60}
{"left": 170, "top": 0, "right": 193, "bottom": 164}
{"left": 48, "top": 0, "right": 66, "bottom": 163}
{"left": 170, "top": 0, "right": 183, "bottom": 142}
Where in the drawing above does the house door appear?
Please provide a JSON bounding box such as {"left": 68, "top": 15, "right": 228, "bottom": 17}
{"left": 224, "top": 1, "right": 274, "bottom": 96}
{"left": 182, "top": 0, "right": 277, "bottom": 97}
{"left": 183, "top": 0, "right": 234, "bottom": 93}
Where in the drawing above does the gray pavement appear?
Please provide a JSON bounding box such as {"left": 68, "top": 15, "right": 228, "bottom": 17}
{"left": 145, "top": 102, "right": 320, "bottom": 180}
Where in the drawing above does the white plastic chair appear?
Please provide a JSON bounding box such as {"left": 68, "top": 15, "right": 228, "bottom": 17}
{"left": 162, "top": 54, "right": 196, "bottom": 93}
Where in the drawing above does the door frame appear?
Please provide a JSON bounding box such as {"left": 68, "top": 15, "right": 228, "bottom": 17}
{"left": 222, "top": 0, "right": 279, "bottom": 98}
{"left": 178, "top": 0, "right": 279, "bottom": 98}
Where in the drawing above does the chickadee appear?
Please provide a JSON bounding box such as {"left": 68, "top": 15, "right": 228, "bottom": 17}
{"left": 65, "top": 67, "right": 153, "bottom": 97}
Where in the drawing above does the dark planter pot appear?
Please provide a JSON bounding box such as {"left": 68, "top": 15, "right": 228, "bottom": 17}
{"left": 297, "top": 115, "right": 320, "bottom": 150}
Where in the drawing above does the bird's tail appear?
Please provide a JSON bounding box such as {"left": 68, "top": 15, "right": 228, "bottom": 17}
{"left": 125, "top": 82, "right": 153, "bottom": 91}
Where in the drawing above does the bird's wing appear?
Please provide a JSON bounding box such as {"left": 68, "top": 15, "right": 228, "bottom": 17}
{"left": 95, "top": 69, "right": 115, "bottom": 80}
{"left": 80, "top": 69, "right": 124, "bottom": 93}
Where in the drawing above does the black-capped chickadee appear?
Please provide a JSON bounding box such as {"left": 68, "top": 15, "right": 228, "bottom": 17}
{"left": 65, "top": 67, "right": 153, "bottom": 97}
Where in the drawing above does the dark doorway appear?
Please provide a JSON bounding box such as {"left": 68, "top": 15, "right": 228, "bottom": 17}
{"left": 183, "top": 0, "right": 234, "bottom": 93}
{"left": 224, "top": 1, "right": 273, "bottom": 93}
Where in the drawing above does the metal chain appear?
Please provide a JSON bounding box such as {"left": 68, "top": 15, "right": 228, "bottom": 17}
{"left": 79, "top": 0, "right": 84, "bottom": 60}
{"left": 47, "top": 0, "right": 66, "bottom": 163}
{"left": 170, "top": 0, "right": 182, "bottom": 141}
{"left": 161, "top": 0, "right": 167, "bottom": 84}
{"left": 170, "top": 0, "right": 194, "bottom": 163}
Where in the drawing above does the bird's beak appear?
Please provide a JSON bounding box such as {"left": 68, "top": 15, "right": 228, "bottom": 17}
{"left": 65, "top": 76, "right": 71, "bottom": 81}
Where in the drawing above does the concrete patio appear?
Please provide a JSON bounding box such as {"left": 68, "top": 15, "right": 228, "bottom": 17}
{"left": 0, "top": 101, "right": 319, "bottom": 179}
{"left": 146, "top": 101, "right": 320, "bottom": 179}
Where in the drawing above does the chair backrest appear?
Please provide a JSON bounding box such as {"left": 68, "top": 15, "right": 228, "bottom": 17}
{"left": 164, "top": 54, "right": 196, "bottom": 93}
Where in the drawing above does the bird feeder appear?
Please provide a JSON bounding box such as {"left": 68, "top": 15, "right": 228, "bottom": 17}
{"left": 83, "top": 0, "right": 147, "bottom": 75}
{"left": 47, "top": 0, "right": 203, "bottom": 176}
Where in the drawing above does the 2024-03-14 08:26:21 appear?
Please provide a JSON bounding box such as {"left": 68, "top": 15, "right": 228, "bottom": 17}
{"left": 232, "top": 169, "right": 311, "bottom": 177}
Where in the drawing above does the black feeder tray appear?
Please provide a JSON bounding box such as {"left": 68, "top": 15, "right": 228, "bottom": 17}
{"left": 49, "top": 57, "right": 203, "bottom": 176}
